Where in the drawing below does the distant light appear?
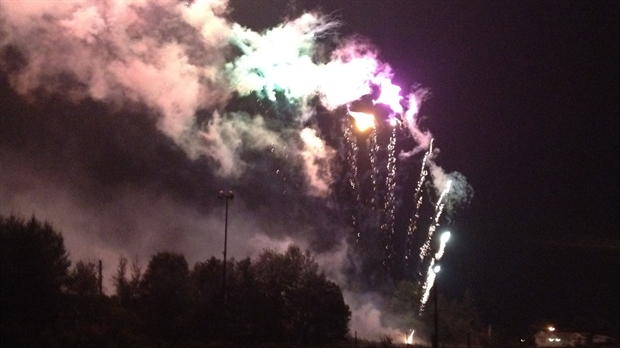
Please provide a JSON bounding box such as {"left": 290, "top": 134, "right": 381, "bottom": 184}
{"left": 389, "top": 117, "right": 399, "bottom": 127}
{"left": 549, "top": 338, "right": 554, "bottom": 342}
{"left": 441, "top": 231, "right": 451, "bottom": 244}
{"left": 555, "top": 339, "right": 561, "bottom": 342}
{"left": 549, "top": 326, "right": 555, "bottom": 332}
{"left": 433, "top": 265, "right": 441, "bottom": 273}
{"left": 521, "top": 339, "right": 525, "bottom": 343}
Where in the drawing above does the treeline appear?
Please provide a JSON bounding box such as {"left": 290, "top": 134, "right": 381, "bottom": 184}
{"left": 0, "top": 215, "right": 351, "bottom": 347}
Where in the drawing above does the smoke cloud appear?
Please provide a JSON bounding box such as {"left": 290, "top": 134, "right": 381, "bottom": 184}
{"left": 0, "top": 0, "right": 470, "bottom": 340}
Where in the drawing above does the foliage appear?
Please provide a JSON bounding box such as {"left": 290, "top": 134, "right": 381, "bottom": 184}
{"left": 251, "top": 245, "right": 351, "bottom": 344}
{"left": 66, "top": 259, "right": 99, "bottom": 297}
{"left": 139, "top": 252, "right": 192, "bottom": 341}
{"left": 0, "top": 214, "right": 71, "bottom": 346}
{"left": 0, "top": 214, "right": 351, "bottom": 346}
{"left": 113, "top": 255, "right": 142, "bottom": 310}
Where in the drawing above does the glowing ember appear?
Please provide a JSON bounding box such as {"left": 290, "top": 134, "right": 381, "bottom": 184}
{"left": 349, "top": 110, "right": 375, "bottom": 131}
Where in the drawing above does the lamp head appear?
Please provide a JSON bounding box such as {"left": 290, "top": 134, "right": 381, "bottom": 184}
{"left": 219, "top": 190, "right": 234, "bottom": 199}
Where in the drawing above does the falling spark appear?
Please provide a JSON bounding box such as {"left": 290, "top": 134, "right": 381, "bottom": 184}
{"left": 345, "top": 123, "right": 363, "bottom": 244}
{"left": 405, "top": 140, "right": 432, "bottom": 264}
{"left": 419, "top": 179, "right": 452, "bottom": 261}
{"left": 385, "top": 127, "right": 397, "bottom": 213}
{"left": 382, "top": 126, "right": 398, "bottom": 263}
{"left": 419, "top": 259, "right": 438, "bottom": 312}
{"left": 344, "top": 124, "right": 360, "bottom": 199}
{"left": 405, "top": 195, "right": 423, "bottom": 263}
{"left": 369, "top": 127, "right": 379, "bottom": 209}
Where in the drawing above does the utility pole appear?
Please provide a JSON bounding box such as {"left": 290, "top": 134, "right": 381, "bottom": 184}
{"left": 218, "top": 190, "right": 234, "bottom": 302}
{"left": 98, "top": 259, "right": 103, "bottom": 296}
{"left": 433, "top": 267, "right": 440, "bottom": 348}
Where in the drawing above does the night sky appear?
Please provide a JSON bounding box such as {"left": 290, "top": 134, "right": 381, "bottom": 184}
{"left": 1, "top": 0, "right": 619, "bottom": 340}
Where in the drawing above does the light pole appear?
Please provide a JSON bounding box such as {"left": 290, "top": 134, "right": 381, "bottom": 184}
{"left": 432, "top": 231, "right": 450, "bottom": 348}
{"left": 219, "top": 190, "right": 234, "bottom": 301}
{"left": 433, "top": 264, "right": 441, "bottom": 348}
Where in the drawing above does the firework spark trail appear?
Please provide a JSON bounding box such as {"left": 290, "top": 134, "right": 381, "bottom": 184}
{"left": 419, "top": 179, "right": 452, "bottom": 262}
{"left": 404, "top": 140, "right": 432, "bottom": 266}
{"left": 270, "top": 143, "right": 293, "bottom": 195}
{"left": 405, "top": 195, "right": 424, "bottom": 265}
{"left": 369, "top": 128, "right": 379, "bottom": 210}
{"left": 381, "top": 126, "right": 397, "bottom": 265}
{"left": 434, "top": 231, "right": 450, "bottom": 261}
{"left": 345, "top": 124, "right": 360, "bottom": 202}
{"left": 344, "top": 123, "right": 363, "bottom": 243}
{"left": 419, "top": 232, "right": 450, "bottom": 310}
{"left": 384, "top": 127, "right": 397, "bottom": 217}
{"left": 419, "top": 259, "right": 438, "bottom": 312}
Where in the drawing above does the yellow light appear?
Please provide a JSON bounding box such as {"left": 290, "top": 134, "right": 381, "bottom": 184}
{"left": 349, "top": 110, "right": 375, "bottom": 131}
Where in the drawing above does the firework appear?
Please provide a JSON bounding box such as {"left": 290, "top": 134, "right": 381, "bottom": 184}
{"left": 349, "top": 110, "right": 376, "bottom": 132}
{"left": 405, "top": 329, "right": 415, "bottom": 345}
{"left": 405, "top": 140, "right": 432, "bottom": 265}
{"left": 419, "top": 180, "right": 452, "bottom": 262}
{"left": 419, "top": 259, "right": 438, "bottom": 312}
{"left": 435, "top": 231, "right": 451, "bottom": 261}
{"left": 0, "top": 0, "right": 471, "bottom": 320}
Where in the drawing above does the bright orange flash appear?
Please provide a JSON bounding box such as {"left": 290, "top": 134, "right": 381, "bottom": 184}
{"left": 349, "top": 110, "right": 375, "bottom": 131}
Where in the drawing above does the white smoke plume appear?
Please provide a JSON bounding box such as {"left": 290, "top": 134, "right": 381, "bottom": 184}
{"left": 344, "top": 291, "right": 409, "bottom": 342}
{"left": 428, "top": 160, "right": 474, "bottom": 217}
{"left": 0, "top": 0, "right": 399, "bottom": 196}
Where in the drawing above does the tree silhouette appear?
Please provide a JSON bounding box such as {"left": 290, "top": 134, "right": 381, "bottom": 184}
{"left": 139, "top": 252, "right": 192, "bottom": 342}
{"left": 63, "top": 260, "right": 110, "bottom": 346}
{"left": 190, "top": 256, "right": 224, "bottom": 342}
{"left": 1, "top": 216, "right": 352, "bottom": 346}
{"left": 0, "top": 214, "right": 71, "bottom": 346}
{"left": 252, "top": 245, "right": 351, "bottom": 344}
{"left": 113, "top": 256, "right": 142, "bottom": 311}
{"left": 66, "top": 260, "right": 99, "bottom": 297}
